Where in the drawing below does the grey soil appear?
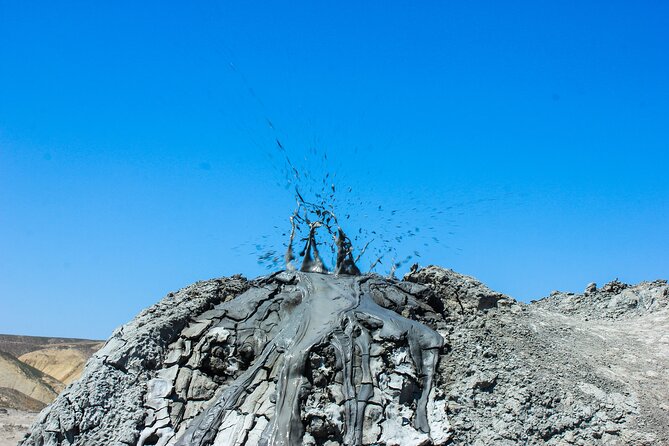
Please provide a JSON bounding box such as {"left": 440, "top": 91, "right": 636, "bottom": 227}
{"left": 16, "top": 267, "right": 669, "bottom": 445}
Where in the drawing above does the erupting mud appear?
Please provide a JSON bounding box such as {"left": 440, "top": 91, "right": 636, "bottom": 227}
{"left": 158, "top": 216, "right": 444, "bottom": 446}
{"left": 20, "top": 246, "right": 669, "bottom": 446}
{"left": 102, "top": 189, "right": 448, "bottom": 446}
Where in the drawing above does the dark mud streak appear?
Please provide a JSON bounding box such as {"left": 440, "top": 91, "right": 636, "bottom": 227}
{"left": 299, "top": 222, "right": 328, "bottom": 274}
{"left": 335, "top": 229, "right": 361, "bottom": 276}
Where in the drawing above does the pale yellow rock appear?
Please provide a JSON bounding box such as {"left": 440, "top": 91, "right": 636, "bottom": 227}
{"left": 0, "top": 352, "right": 60, "bottom": 405}
{"left": 19, "top": 348, "right": 89, "bottom": 385}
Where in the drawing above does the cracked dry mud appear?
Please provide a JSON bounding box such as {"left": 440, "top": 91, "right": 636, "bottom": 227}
{"left": 18, "top": 267, "right": 669, "bottom": 446}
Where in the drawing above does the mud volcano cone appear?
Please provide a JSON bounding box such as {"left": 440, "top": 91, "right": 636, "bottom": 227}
{"left": 18, "top": 267, "right": 669, "bottom": 444}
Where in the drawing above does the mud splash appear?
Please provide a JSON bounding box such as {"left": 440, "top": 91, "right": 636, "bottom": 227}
{"left": 151, "top": 198, "right": 444, "bottom": 445}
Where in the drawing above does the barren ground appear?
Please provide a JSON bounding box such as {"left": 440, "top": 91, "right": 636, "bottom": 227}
{"left": 0, "top": 409, "right": 36, "bottom": 446}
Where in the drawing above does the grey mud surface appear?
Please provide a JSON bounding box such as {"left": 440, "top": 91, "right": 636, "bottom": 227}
{"left": 18, "top": 267, "right": 669, "bottom": 446}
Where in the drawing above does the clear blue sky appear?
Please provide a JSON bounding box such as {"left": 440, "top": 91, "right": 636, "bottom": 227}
{"left": 1, "top": 1, "right": 667, "bottom": 339}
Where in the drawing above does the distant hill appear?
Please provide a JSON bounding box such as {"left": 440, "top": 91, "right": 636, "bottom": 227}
{"left": 0, "top": 334, "right": 102, "bottom": 358}
{"left": 19, "top": 348, "right": 94, "bottom": 385}
{"left": 0, "top": 351, "right": 61, "bottom": 406}
{"left": 0, "top": 334, "right": 102, "bottom": 412}
{"left": 0, "top": 387, "right": 45, "bottom": 412}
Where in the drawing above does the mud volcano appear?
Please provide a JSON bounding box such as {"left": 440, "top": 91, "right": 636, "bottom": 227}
{"left": 18, "top": 208, "right": 669, "bottom": 445}
{"left": 164, "top": 223, "right": 444, "bottom": 446}
{"left": 20, "top": 211, "right": 456, "bottom": 446}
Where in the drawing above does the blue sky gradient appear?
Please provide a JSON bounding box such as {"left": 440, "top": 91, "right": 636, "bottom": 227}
{"left": 1, "top": 1, "right": 668, "bottom": 339}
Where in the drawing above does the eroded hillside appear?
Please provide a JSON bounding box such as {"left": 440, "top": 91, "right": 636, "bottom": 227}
{"left": 0, "top": 335, "right": 102, "bottom": 446}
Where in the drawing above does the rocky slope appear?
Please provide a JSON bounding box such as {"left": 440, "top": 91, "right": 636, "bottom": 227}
{"left": 0, "top": 389, "right": 45, "bottom": 413}
{"left": 0, "top": 335, "right": 102, "bottom": 411}
{"left": 18, "top": 267, "right": 669, "bottom": 446}
{"left": 0, "top": 351, "right": 63, "bottom": 406}
{"left": 405, "top": 268, "right": 669, "bottom": 446}
{"left": 0, "top": 335, "right": 103, "bottom": 446}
